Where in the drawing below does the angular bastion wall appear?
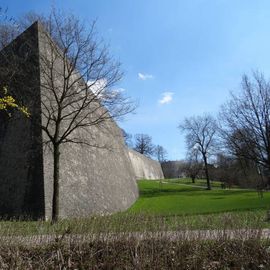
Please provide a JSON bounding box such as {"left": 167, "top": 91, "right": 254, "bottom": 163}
{"left": 128, "top": 149, "right": 164, "bottom": 180}
{"left": 0, "top": 22, "right": 138, "bottom": 219}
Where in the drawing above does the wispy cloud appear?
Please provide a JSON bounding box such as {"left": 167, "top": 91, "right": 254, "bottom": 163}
{"left": 159, "top": 92, "right": 174, "bottom": 105}
{"left": 138, "top": 72, "right": 154, "bottom": 80}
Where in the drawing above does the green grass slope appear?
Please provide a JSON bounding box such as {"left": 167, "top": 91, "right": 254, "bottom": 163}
{"left": 128, "top": 180, "right": 270, "bottom": 215}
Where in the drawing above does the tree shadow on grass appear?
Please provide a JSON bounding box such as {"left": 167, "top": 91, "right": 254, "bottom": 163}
{"left": 140, "top": 187, "right": 194, "bottom": 198}
{"left": 140, "top": 187, "right": 256, "bottom": 198}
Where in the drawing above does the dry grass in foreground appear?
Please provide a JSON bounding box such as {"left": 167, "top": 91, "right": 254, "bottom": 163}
{"left": 0, "top": 212, "right": 269, "bottom": 269}
{"left": 0, "top": 230, "right": 269, "bottom": 269}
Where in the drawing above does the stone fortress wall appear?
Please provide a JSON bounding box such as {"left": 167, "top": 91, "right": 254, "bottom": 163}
{"left": 0, "top": 22, "right": 45, "bottom": 219}
{"left": 128, "top": 149, "right": 164, "bottom": 180}
{"left": 0, "top": 22, "right": 138, "bottom": 219}
{"left": 36, "top": 22, "right": 139, "bottom": 219}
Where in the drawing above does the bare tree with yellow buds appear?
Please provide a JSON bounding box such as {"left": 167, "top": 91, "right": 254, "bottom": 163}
{"left": 0, "top": 86, "right": 30, "bottom": 117}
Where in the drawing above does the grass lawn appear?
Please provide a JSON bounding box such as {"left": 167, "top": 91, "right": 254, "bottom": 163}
{"left": 0, "top": 179, "right": 269, "bottom": 236}
{"left": 128, "top": 180, "right": 270, "bottom": 215}
{"left": 0, "top": 182, "right": 268, "bottom": 268}
{"left": 0, "top": 180, "right": 269, "bottom": 269}
{"left": 165, "top": 178, "right": 238, "bottom": 188}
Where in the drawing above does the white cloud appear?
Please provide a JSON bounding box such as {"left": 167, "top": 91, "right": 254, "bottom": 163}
{"left": 87, "top": 79, "right": 107, "bottom": 97}
{"left": 138, "top": 72, "right": 154, "bottom": 80}
{"left": 109, "top": 87, "right": 126, "bottom": 98}
{"left": 113, "top": 87, "right": 125, "bottom": 93}
{"left": 88, "top": 80, "right": 125, "bottom": 100}
{"left": 159, "top": 92, "right": 174, "bottom": 105}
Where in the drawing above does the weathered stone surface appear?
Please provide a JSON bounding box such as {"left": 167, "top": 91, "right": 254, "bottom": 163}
{"left": 128, "top": 149, "right": 164, "bottom": 180}
{"left": 0, "top": 22, "right": 138, "bottom": 219}
{"left": 0, "top": 22, "right": 45, "bottom": 219}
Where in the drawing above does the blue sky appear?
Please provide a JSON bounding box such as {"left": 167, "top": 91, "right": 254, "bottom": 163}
{"left": 3, "top": 0, "right": 270, "bottom": 160}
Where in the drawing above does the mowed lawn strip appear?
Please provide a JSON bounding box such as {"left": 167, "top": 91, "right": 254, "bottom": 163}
{"left": 128, "top": 180, "right": 270, "bottom": 215}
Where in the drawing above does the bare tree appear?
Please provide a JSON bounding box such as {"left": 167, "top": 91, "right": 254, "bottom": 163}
{"left": 134, "top": 133, "right": 155, "bottom": 157}
{"left": 155, "top": 145, "right": 167, "bottom": 163}
{"left": 1, "top": 10, "right": 135, "bottom": 222}
{"left": 179, "top": 114, "right": 217, "bottom": 190}
{"left": 219, "top": 72, "right": 270, "bottom": 186}
{"left": 0, "top": 7, "right": 21, "bottom": 50}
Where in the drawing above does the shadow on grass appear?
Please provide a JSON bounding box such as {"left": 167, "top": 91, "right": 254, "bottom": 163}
{"left": 140, "top": 187, "right": 195, "bottom": 197}
{"left": 140, "top": 186, "right": 259, "bottom": 198}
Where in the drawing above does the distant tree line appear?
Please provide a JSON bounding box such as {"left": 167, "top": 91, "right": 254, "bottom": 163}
{"left": 178, "top": 72, "right": 270, "bottom": 190}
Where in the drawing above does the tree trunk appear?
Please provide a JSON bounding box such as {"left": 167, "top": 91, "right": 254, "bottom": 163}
{"left": 203, "top": 154, "right": 211, "bottom": 190}
{"left": 266, "top": 162, "right": 270, "bottom": 188}
{"left": 52, "top": 144, "right": 60, "bottom": 223}
{"left": 191, "top": 176, "right": 195, "bottom": 183}
{"left": 266, "top": 174, "right": 270, "bottom": 189}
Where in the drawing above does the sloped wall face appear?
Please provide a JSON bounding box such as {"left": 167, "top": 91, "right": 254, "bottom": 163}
{"left": 0, "top": 23, "right": 45, "bottom": 219}
{"left": 37, "top": 23, "right": 138, "bottom": 218}
{"left": 43, "top": 123, "right": 138, "bottom": 218}
{"left": 128, "top": 149, "right": 164, "bottom": 180}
